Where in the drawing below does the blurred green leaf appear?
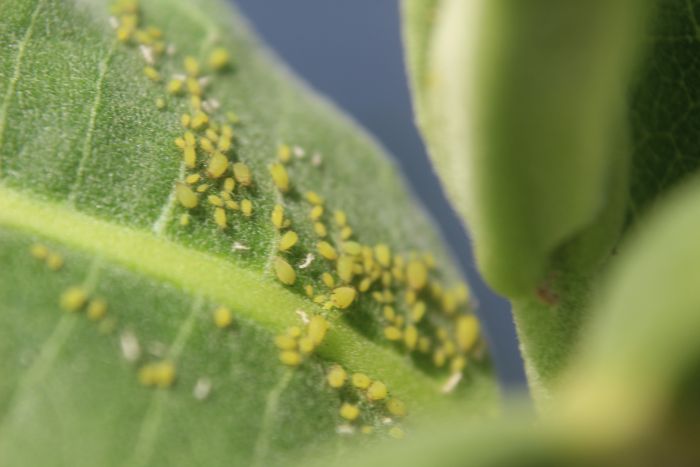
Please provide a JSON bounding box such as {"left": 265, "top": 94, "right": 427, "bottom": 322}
{"left": 0, "top": 0, "right": 497, "bottom": 465}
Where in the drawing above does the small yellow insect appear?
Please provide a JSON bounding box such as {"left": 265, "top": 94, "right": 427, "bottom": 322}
{"left": 326, "top": 365, "right": 347, "bottom": 388}
{"left": 179, "top": 213, "right": 190, "bottom": 226}
{"left": 207, "top": 152, "right": 228, "bottom": 178}
{"left": 167, "top": 78, "right": 184, "bottom": 95}
{"left": 450, "top": 355, "right": 467, "bottom": 373}
{"left": 154, "top": 361, "right": 177, "bottom": 388}
{"left": 411, "top": 301, "right": 426, "bottom": 322}
{"left": 298, "top": 336, "right": 315, "bottom": 354}
{"left": 233, "top": 162, "right": 253, "bottom": 186}
{"left": 339, "top": 403, "right": 359, "bottom": 422}
{"left": 184, "top": 56, "right": 200, "bottom": 76}
{"left": 317, "top": 241, "right": 338, "bottom": 261}
{"left": 212, "top": 306, "right": 233, "bottom": 329}
{"left": 143, "top": 66, "right": 161, "bottom": 82}
{"left": 87, "top": 298, "right": 108, "bottom": 321}
{"left": 386, "top": 398, "right": 407, "bottom": 417}
{"left": 241, "top": 199, "right": 253, "bottom": 217}
{"left": 406, "top": 260, "right": 428, "bottom": 290}
{"left": 271, "top": 204, "right": 285, "bottom": 229}
{"left": 274, "top": 256, "right": 296, "bottom": 285}
{"left": 321, "top": 272, "right": 335, "bottom": 289}
{"left": 191, "top": 111, "right": 209, "bottom": 130}
{"left": 308, "top": 315, "right": 329, "bottom": 346}
{"left": 185, "top": 173, "right": 201, "bottom": 185}
{"left": 208, "top": 195, "right": 224, "bottom": 207}
{"left": 279, "top": 350, "right": 302, "bottom": 366}
{"left": 274, "top": 334, "right": 297, "bottom": 351}
{"left": 342, "top": 241, "right": 362, "bottom": 256}
{"left": 336, "top": 256, "right": 354, "bottom": 283}
{"left": 60, "top": 286, "right": 88, "bottom": 313}
{"left": 309, "top": 205, "right": 324, "bottom": 221}
{"left": 383, "top": 326, "right": 402, "bottom": 341}
{"left": 334, "top": 210, "right": 347, "bottom": 227}
{"left": 30, "top": 243, "right": 49, "bottom": 260}
{"left": 367, "top": 380, "right": 387, "bottom": 401}
{"left": 278, "top": 230, "right": 298, "bottom": 251}
{"left": 208, "top": 47, "right": 230, "bottom": 71}
{"left": 223, "top": 177, "right": 236, "bottom": 193}
{"left": 187, "top": 77, "right": 202, "bottom": 96}
{"left": 456, "top": 315, "right": 479, "bottom": 352}
{"left": 277, "top": 143, "right": 292, "bottom": 163}
{"left": 375, "top": 244, "right": 391, "bottom": 267}
{"left": 331, "top": 287, "right": 356, "bottom": 309}
{"left": 403, "top": 325, "right": 418, "bottom": 350}
{"left": 155, "top": 98, "right": 166, "bottom": 110}
{"left": 313, "top": 222, "right": 327, "bottom": 237}
{"left": 305, "top": 191, "right": 323, "bottom": 205}
{"left": 268, "top": 163, "right": 290, "bottom": 193}
{"left": 388, "top": 426, "right": 405, "bottom": 439}
{"left": 175, "top": 183, "right": 198, "bottom": 209}
{"left": 340, "top": 226, "right": 353, "bottom": 240}
{"left": 351, "top": 373, "right": 371, "bottom": 389}
{"left": 214, "top": 208, "right": 227, "bottom": 229}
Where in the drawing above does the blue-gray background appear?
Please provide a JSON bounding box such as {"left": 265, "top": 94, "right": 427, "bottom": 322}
{"left": 233, "top": 0, "right": 526, "bottom": 388}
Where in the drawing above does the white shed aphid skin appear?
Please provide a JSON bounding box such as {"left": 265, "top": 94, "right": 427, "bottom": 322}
{"left": 109, "top": 16, "right": 119, "bottom": 29}
{"left": 295, "top": 309, "right": 310, "bottom": 325}
{"left": 193, "top": 377, "right": 212, "bottom": 401}
{"left": 298, "top": 253, "right": 314, "bottom": 269}
{"left": 335, "top": 425, "right": 355, "bottom": 435}
{"left": 441, "top": 371, "right": 463, "bottom": 394}
{"left": 139, "top": 44, "right": 154, "bottom": 64}
{"left": 293, "top": 145, "right": 305, "bottom": 158}
{"left": 232, "top": 242, "right": 250, "bottom": 252}
{"left": 120, "top": 330, "right": 141, "bottom": 362}
{"left": 311, "top": 152, "right": 323, "bottom": 167}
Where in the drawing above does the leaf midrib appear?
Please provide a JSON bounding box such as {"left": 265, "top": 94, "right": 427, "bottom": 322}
{"left": 0, "top": 184, "right": 442, "bottom": 408}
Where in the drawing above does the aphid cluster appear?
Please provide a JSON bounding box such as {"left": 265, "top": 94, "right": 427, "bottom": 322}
{"left": 109, "top": 0, "right": 488, "bottom": 440}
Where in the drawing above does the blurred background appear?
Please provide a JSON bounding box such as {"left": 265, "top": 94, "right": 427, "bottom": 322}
{"left": 233, "top": 0, "right": 526, "bottom": 389}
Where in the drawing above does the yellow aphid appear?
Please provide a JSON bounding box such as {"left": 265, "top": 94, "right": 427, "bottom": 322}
{"left": 339, "top": 403, "right": 360, "bottom": 421}
{"left": 342, "top": 241, "right": 362, "bottom": 256}
{"left": 213, "top": 208, "right": 226, "bottom": 229}
{"left": 383, "top": 306, "right": 396, "bottom": 322}
{"left": 205, "top": 128, "right": 219, "bottom": 142}
{"left": 233, "top": 162, "right": 253, "bottom": 186}
{"left": 60, "top": 286, "right": 88, "bottom": 312}
{"left": 309, "top": 205, "right": 324, "bottom": 221}
{"left": 175, "top": 137, "right": 186, "bottom": 149}
{"left": 406, "top": 260, "right": 428, "bottom": 290}
{"left": 456, "top": 315, "right": 479, "bottom": 352}
{"left": 298, "top": 336, "right": 315, "bottom": 354}
{"left": 116, "top": 26, "right": 132, "bottom": 42}
{"left": 268, "top": 163, "right": 290, "bottom": 193}
{"left": 143, "top": 66, "right": 160, "bottom": 82}
{"left": 340, "top": 226, "right": 353, "bottom": 240}
{"left": 167, "top": 78, "right": 184, "bottom": 95}
{"left": 208, "top": 47, "right": 230, "bottom": 71}
{"left": 184, "top": 56, "right": 200, "bottom": 76}
{"left": 433, "top": 348, "right": 446, "bottom": 368}
{"left": 331, "top": 287, "right": 356, "bottom": 309}
{"left": 405, "top": 290, "right": 417, "bottom": 305}
{"left": 274, "top": 334, "right": 297, "bottom": 351}
{"left": 317, "top": 241, "right": 338, "bottom": 261}
{"left": 304, "top": 284, "right": 314, "bottom": 297}
{"left": 208, "top": 195, "right": 224, "bottom": 207}
{"left": 274, "top": 256, "right": 296, "bottom": 285}
{"left": 411, "top": 301, "right": 426, "bottom": 322}
{"left": 241, "top": 199, "right": 253, "bottom": 217}
{"left": 45, "top": 253, "right": 63, "bottom": 270}
{"left": 279, "top": 350, "right": 302, "bottom": 366}
{"left": 326, "top": 365, "right": 347, "bottom": 388}
{"left": 271, "top": 204, "right": 285, "bottom": 229}
{"left": 138, "top": 364, "right": 157, "bottom": 387}
{"left": 321, "top": 272, "right": 335, "bottom": 289}
{"left": 176, "top": 183, "right": 198, "bottom": 209}
{"left": 308, "top": 315, "right": 329, "bottom": 346}
{"left": 200, "top": 137, "right": 215, "bottom": 153}
{"left": 279, "top": 231, "right": 298, "bottom": 251}
{"left": 154, "top": 361, "right": 176, "bottom": 388}
{"left": 221, "top": 124, "right": 234, "bottom": 138}
{"left": 87, "top": 298, "right": 107, "bottom": 321}
{"left": 134, "top": 30, "right": 152, "bottom": 45}
{"left": 218, "top": 136, "right": 232, "bottom": 152}
{"left": 186, "top": 77, "right": 202, "bottom": 96}
{"left": 389, "top": 427, "right": 405, "bottom": 440}
{"left": 181, "top": 113, "right": 192, "bottom": 128}
{"left": 184, "top": 146, "right": 196, "bottom": 168}
{"left": 442, "top": 292, "right": 457, "bottom": 315}
{"left": 394, "top": 315, "right": 404, "bottom": 327}
{"left": 213, "top": 306, "right": 233, "bottom": 328}
{"left": 206, "top": 152, "right": 227, "bottom": 179}
{"left": 313, "top": 222, "right": 327, "bottom": 237}
{"left": 179, "top": 214, "right": 190, "bottom": 226}
{"left": 381, "top": 271, "right": 392, "bottom": 287}
{"left": 367, "top": 381, "right": 387, "bottom": 401}
{"left": 384, "top": 326, "right": 402, "bottom": 341}
{"left": 191, "top": 111, "right": 209, "bottom": 130}
{"left": 30, "top": 243, "right": 49, "bottom": 260}
{"left": 404, "top": 325, "right": 418, "bottom": 350}
{"left": 155, "top": 98, "right": 166, "bottom": 110}
{"left": 287, "top": 326, "right": 303, "bottom": 338}
{"left": 277, "top": 143, "right": 291, "bottom": 163}
{"left": 359, "top": 277, "right": 372, "bottom": 292}
{"left": 450, "top": 355, "right": 466, "bottom": 373}
{"left": 418, "top": 336, "right": 431, "bottom": 353}
{"left": 334, "top": 210, "right": 347, "bottom": 227}
{"left": 336, "top": 256, "right": 354, "bottom": 283}
{"left": 305, "top": 191, "right": 323, "bottom": 205}
{"left": 386, "top": 398, "right": 407, "bottom": 417}
{"left": 185, "top": 173, "right": 201, "bottom": 185}
{"left": 225, "top": 200, "right": 239, "bottom": 210}
{"left": 352, "top": 373, "right": 371, "bottom": 389}
{"left": 375, "top": 244, "right": 391, "bottom": 267}
{"left": 196, "top": 183, "right": 210, "bottom": 193}
{"left": 223, "top": 177, "right": 236, "bottom": 192}
{"left": 361, "top": 426, "right": 373, "bottom": 435}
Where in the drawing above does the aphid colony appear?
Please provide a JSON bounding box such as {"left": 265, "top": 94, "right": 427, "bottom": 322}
{"left": 109, "top": 0, "right": 486, "bottom": 439}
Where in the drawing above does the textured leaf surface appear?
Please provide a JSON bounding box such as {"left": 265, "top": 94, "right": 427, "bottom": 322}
{"left": 402, "top": 0, "right": 700, "bottom": 402}
{"left": 0, "top": 0, "right": 496, "bottom": 465}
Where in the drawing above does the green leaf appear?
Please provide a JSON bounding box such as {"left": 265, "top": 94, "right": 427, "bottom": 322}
{"left": 0, "top": 0, "right": 497, "bottom": 465}
{"left": 402, "top": 0, "right": 700, "bottom": 402}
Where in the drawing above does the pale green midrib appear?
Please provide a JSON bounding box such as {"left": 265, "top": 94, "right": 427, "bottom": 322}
{"left": 0, "top": 184, "right": 443, "bottom": 407}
